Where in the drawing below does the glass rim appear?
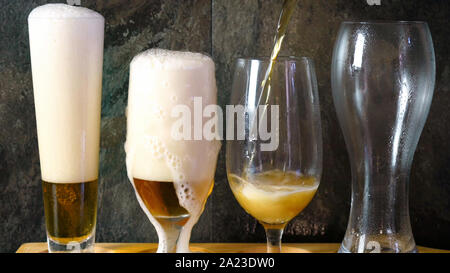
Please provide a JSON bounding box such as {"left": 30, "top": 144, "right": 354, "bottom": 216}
{"left": 236, "top": 56, "right": 313, "bottom": 63}
{"left": 341, "top": 20, "right": 428, "bottom": 25}
{"left": 28, "top": 16, "right": 104, "bottom": 21}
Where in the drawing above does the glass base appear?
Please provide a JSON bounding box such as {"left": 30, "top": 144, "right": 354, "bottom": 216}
{"left": 47, "top": 232, "right": 95, "bottom": 253}
{"left": 338, "top": 238, "right": 418, "bottom": 253}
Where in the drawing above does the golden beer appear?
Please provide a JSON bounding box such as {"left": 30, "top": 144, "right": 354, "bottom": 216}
{"left": 228, "top": 170, "right": 318, "bottom": 225}
{"left": 133, "top": 179, "right": 189, "bottom": 225}
{"left": 42, "top": 180, "right": 98, "bottom": 244}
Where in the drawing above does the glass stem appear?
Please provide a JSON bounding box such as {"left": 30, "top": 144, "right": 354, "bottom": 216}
{"left": 157, "top": 219, "right": 184, "bottom": 253}
{"left": 263, "top": 223, "right": 285, "bottom": 253}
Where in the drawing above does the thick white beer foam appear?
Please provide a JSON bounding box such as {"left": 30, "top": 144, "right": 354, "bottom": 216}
{"left": 28, "top": 4, "right": 104, "bottom": 183}
{"left": 130, "top": 49, "right": 213, "bottom": 70}
{"left": 125, "top": 48, "right": 221, "bottom": 252}
{"left": 28, "top": 3, "right": 103, "bottom": 19}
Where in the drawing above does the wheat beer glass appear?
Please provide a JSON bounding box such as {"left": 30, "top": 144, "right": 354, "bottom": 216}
{"left": 125, "top": 49, "right": 221, "bottom": 253}
{"left": 226, "top": 57, "right": 322, "bottom": 253}
{"left": 28, "top": 4, "right": 104, "bottom": 253}
{"left": 332, "top": 22, "right": 435, "bottom": 253}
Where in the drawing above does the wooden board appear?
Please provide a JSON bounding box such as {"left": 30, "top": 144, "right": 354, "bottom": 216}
{"left": 16, "top": 242, "right": 450, "bottom": 253}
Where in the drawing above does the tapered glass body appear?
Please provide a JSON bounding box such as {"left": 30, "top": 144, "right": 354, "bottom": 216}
{"left": 332, "top": 22, "right": 435, "bottom": 253}
{"left": 28, "top": 4, "right": 104, "bottom": 253}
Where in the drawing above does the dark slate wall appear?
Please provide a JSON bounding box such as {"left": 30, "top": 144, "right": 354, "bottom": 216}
{"left": 0, "top": 0, "right": 449, "bottom": 252}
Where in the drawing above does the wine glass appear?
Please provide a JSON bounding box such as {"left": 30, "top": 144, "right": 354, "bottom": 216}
{"left": 226, "top": 57, "right": 322, "bottom": 253}
{"left": 332, "top": 21, "right": 435, "bottom": 253}
{"left": 125, "top": 49, "right": 220, "bottom": 253}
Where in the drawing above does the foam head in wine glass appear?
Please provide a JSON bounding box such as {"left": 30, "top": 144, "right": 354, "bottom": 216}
{"left": 125, "top": 48, "right": 221, "bottom": 252}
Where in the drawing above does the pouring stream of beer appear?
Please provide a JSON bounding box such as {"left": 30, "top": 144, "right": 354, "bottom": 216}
{"left": 247, "top": 0, "right": 298, "bottom": 168}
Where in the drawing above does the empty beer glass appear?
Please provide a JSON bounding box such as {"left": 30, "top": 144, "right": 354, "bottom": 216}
{"left": 332, "top": 21, "right": 435, "bottom": 253}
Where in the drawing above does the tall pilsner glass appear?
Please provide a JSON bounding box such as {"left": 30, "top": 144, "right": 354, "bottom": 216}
{"left": 125, "top": 49, "right": 221, "bottom": 253}
{"left": 332, "top": 22, "right": 435, "bottom": 253}
{"left": 28, "top": 4, "right": 104, "bottom": 253}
